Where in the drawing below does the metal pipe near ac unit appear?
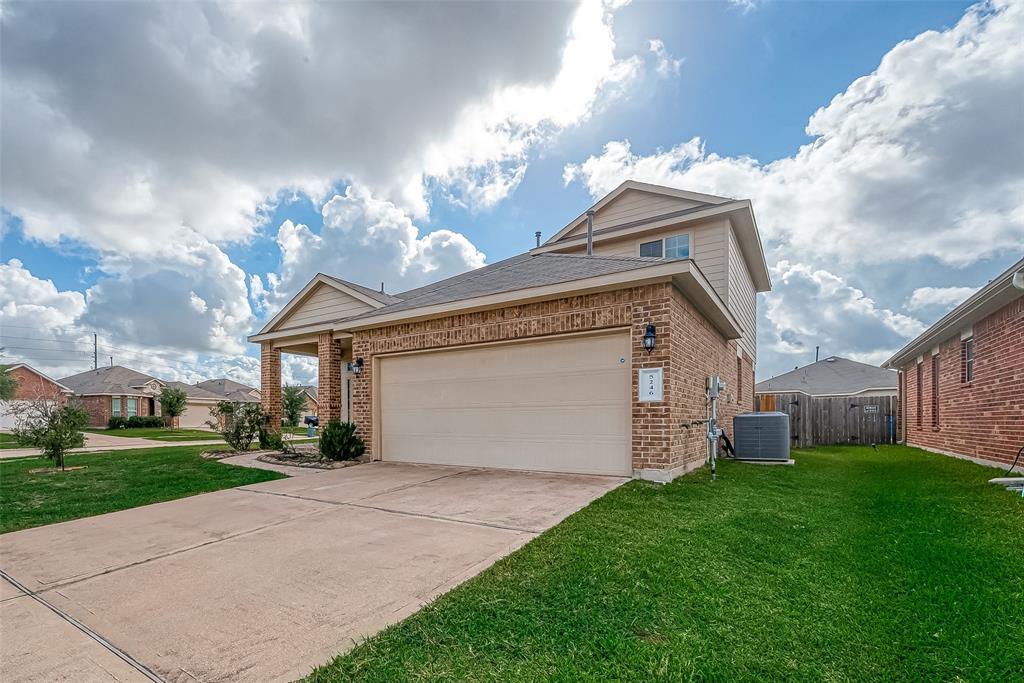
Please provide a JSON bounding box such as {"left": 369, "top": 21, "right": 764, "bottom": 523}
{"left": 586, "top": 209, "right": 595, "bottom": 255}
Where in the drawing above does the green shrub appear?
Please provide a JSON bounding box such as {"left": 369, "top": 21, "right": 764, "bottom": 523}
{"left": 319, "top": 421, "right": 365, "bottom": 461}
{"left": 258, "top": 427, "right": 284, "bottom": 451}
{"left": 207, "top": 401, "right": 263, "bottom": 451}
{"left": 126, "top": 415, "right": 164, "bottom": 428}
{"left": 108, "top": 416, "right": 128, "bottom": 429}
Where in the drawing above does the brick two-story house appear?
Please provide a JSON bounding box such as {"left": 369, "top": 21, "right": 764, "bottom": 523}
{"left": 250, "top": 182, "right": 771, "bottom": 481}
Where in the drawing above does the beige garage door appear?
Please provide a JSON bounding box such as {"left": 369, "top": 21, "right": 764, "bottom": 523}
{"left": 379, "top": 332, "right": 632, "bottom": 476}
{"left": 179, "top": 402, "right": 212, "bottom": 429}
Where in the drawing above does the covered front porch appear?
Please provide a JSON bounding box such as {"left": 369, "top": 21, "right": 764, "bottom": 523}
{"left": 258, "top": 332, "right": 355, "bottom": 433}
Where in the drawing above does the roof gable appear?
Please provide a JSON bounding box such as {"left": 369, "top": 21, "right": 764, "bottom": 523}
{"left": 546, "top": 181, "right": 733, "bottom": 246}
{"left": 257, "top": 274, "right": 396, "bottom": 336}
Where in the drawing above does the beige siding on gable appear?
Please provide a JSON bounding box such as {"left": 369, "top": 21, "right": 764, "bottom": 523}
{"left": 278, "top": 284, "right": 375, "bottom": 330}
{"left": 691, "top": 219, "right": 728, "bottom": 300}
{"left": 562, "top": 190, "right": 706, "bottom": 239}
{"left": 558, "top": 218, "right": 731, "bottom": 300}
{"left": 727, "top": 224, "right": 757, "bottom": 361}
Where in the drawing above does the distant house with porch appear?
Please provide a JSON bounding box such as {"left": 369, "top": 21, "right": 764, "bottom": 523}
{"left": 59, "top": 365, "right": 165, "bottom": 427}
{"left": 883, "top": 257, "right": 1023, "bottom": 469}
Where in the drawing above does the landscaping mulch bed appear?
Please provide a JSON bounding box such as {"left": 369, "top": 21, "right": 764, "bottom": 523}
{"left": 255, "top": 451, "right": 366, "bottom": 470}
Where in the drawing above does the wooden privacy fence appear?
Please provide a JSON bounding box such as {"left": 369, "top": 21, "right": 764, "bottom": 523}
{"left": 755, "top": 393, "right": 896, "bottom": 448}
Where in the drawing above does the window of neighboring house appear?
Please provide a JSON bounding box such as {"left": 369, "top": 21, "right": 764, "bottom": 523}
{"left": 665, "top": 234, "right": 689, "bottom": 259}
{"left": 111, "top": 397, "right": 121, "bottom": 417}
{"left": 961, "top": 338, "right": 974, "bottom": 383}
{"left": 639, "top": 240, "right": 663, "bottom": 258}
{"left": 931, "top": 355, "right": 940, "bottom": 428}
{"left": 127, "top": 398, "right": 138, "bottom": 417}
{"left": 916, "top": 363, "right": 922, "bottom": 428}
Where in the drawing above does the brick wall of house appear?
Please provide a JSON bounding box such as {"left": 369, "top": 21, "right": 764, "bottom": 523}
{"left": 900, "top": 297, "right": 1023, "bottom": 467}
{"left": 665, "top": 286, "right": 747, "bottom": 473}
{"left": 79, "top": 395, "right": 111, "bottom": 427}
{"left": 350, "top": 283, "right": 748, "bottom": 478}
{"left": 8, "top": 367, "right": 68, "bottom": 402}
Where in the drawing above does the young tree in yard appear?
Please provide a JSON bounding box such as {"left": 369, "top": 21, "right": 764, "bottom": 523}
{"left": 159, "top": 386, "right": 187, "bottom": 427}
{"left": 0, "top": 365, "right": 16, "bottom": 401}
{"left": 281, "top": 385, "right": 305, "bottom": 428}
{"left": 207, "top": 401, "right": 263, "bottom": 451}
{"left": 11, "top": 399, "right": 90, "bottom": 470}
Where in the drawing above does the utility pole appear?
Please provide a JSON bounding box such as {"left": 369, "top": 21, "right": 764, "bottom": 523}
{"left": 93, "top": 333, "right": 98, "bottom": 369}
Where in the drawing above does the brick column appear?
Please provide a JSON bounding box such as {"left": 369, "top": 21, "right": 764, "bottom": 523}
{"left": 261, "top": 342, "right": 282, "bottom": 433}
{"left": 318, "top": 333, "right": 343, "bottom": 424}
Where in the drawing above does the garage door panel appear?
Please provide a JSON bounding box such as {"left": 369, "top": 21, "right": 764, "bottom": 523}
{"left": 380, "top": 333, "right": 631, "bottom": 476}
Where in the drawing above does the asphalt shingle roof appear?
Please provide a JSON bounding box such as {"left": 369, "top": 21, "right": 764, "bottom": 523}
{"left": 323, "top": 274, "right": 403, "bottom": 305}
{"left": 59, "top": 365, "right": 161, "bottom": 395}
{"left": 340, "top": 253, "right": 667, "bottom": 322}
{"left": 194, "top": 378, "right": 261, "bottom": 402}
{"left": 756, "top": 356, "right": 898, "bottom": 397}
{"left": 164, "top": 381, "right": 223, "bottom": 400}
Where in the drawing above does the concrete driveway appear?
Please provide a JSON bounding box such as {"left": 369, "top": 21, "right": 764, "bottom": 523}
{"left": 0, "top": 461, "right": 626, "bottom": 682}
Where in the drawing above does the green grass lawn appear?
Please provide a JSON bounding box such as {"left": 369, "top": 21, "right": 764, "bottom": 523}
{"left": 0, "top": 446, "right": 284, "bottom": 533}
{"left": 84, "top": 427, "right": 223, "bottom": 441}
{"left": 308, "top": 445, "right": 1023, "bottom": 682}
{"left": 0, "top": 433, "right": 21, "bottom": 449}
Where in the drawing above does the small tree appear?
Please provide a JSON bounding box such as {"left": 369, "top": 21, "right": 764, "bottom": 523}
{"left": 207, "top": 401, "right": 263, "bottom": 451}
{"left": 159, "top": 386, "right": 187, "bottom": 427}
{"left": 0, "top": 363, "right": 16, "bottom": 401}
{"left": 281, "top": 385, "right": 306, "bottom": 428}
{"left": 11, "top": 399, "right": 89, "bottom": 470}
{"left": 319, "top": 421, "right": 365, "bottom": 461}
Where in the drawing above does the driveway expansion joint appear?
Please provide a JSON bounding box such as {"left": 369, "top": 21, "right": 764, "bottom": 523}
{"left": 1, "top": 571, "right": 164, "bottom": 682}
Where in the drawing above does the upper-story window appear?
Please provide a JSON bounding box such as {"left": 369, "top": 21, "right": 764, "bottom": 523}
{"left": 665, "top": 234, "right": 689, "bottom": 259}
{"left": 638, "top": 233, "right": 689, "bottom": 259}
{"left": 639, "top": 240, "right": 663, "bottom": 258}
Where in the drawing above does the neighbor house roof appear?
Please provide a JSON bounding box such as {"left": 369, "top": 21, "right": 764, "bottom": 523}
{"left": 883, "top": 257, "right": 1024, "bottom": 369}
{"left": 293, "top": 385, "right": 318, "bottom": 402}
{"left": 1, "top": 363, "right": 74, "bottom": 394}
{"left": 194, "top": 378, "right": 261, "bottom": 402}
{"left": 59, "top": 365, "right": 164, "bottom": 396}
{"left": 756, "top": 356, "right": 898, "bottom": 397}
{"left": 164, "top": 381, "right": 223, "bottom": 401}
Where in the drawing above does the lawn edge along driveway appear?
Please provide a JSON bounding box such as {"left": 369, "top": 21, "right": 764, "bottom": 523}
{"left": 0, "top": 445, "right": 284, "bottom": 533}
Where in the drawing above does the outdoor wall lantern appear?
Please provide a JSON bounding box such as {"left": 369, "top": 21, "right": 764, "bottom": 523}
{"left": 642, "top": 323, "right": 657, "bottom": 354}
{"left": 352, "top": 357, "right": 365, "bottom": 375}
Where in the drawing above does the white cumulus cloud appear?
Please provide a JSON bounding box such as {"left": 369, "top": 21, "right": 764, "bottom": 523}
{"left": 906, "top": 286, "right": 978, "bottom": 312}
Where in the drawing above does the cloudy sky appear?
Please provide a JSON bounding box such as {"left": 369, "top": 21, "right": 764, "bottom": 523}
{"left": 1, "top": 0, "right": 1021, "bottom": 386}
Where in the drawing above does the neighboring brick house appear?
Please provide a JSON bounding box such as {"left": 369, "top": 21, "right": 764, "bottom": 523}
{"left": 884, "top": 257, "right": 1024, "bottom": 468}
{"left": 250, "top": 181, "right": 771, "bottom": 482}
{"left": 58, "top": 366, "right": 165, "bottom": 427}
{"left": 0, "top": 363, "right": 74, "bottom": 430}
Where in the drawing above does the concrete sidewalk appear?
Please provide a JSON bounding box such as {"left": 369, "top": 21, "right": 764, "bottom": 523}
{"left": 0, "top": 431, "right": 314, "bottom": 459}
{"left": 0, "top": 462, "right": 626, "bottom": 682}
{"left": 0, "top": 431, "right": 225, "bottom": 459}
